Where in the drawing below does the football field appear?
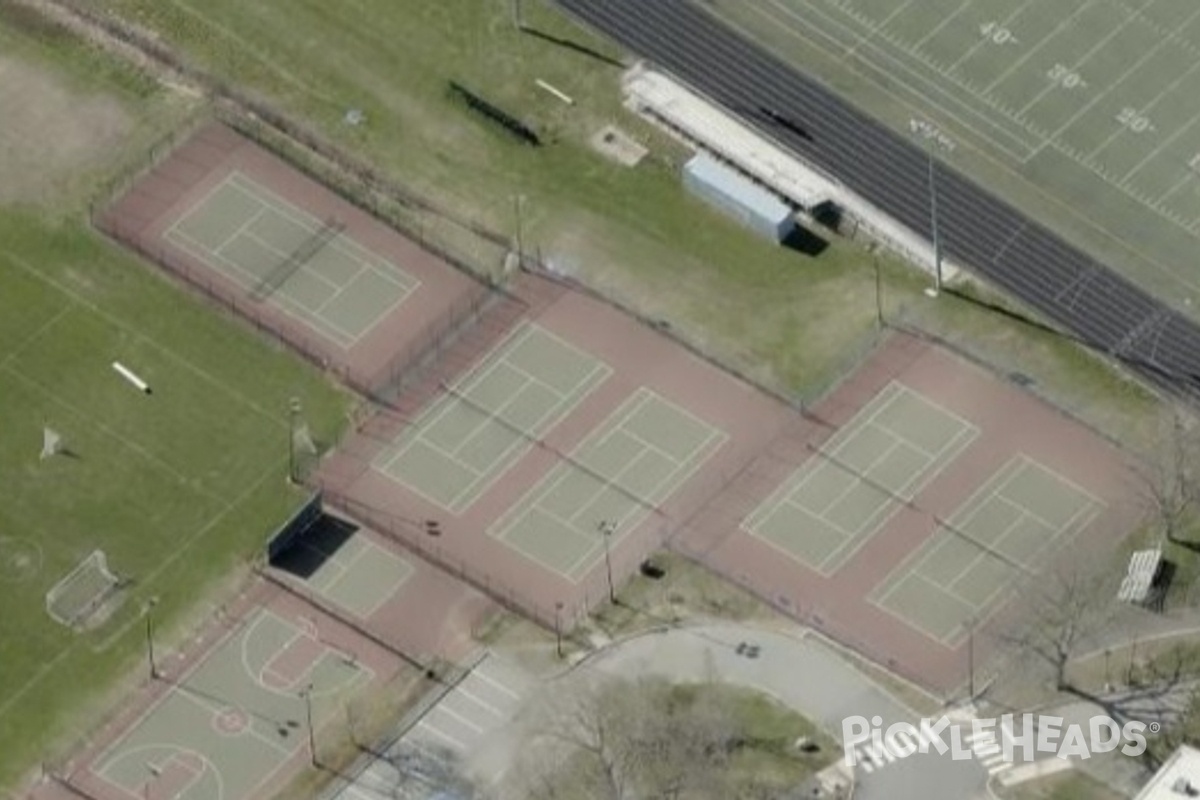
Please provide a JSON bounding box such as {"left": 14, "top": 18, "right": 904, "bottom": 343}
{"left": 710, "top": 0, "right": 1200, "bottom": 317}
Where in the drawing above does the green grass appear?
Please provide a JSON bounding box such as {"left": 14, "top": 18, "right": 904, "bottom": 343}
{"left": 0, "top": 210, "right": 352, "bottom": 789}
{"left": 711, "top": 0, "right": 1200, "bottom": 326}
{"left": 89, "top": 0, "right": 1169, "bottom": 444}
{"left": 1001, "top": 769, "right": 1126, "bottom": 800}
{"left": 0, "top": 21, "right": 353, "bottom": 784}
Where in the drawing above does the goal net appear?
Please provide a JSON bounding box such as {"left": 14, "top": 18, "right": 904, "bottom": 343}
{"left": 46, "top": 550, "right": 121, "bottom": 628}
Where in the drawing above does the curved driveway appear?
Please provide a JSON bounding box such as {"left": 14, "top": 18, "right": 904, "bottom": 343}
{"left": 586, "top": 623, "right": 987, "bottom": 800}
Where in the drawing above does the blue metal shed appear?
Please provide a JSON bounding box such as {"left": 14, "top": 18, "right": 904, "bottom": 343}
{"left": 683, "top": 152, "right": 796, "bottom": 243}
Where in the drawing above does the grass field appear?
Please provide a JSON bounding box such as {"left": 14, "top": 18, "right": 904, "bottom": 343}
{"left": 710, "top": 0, "right": 1200, "bottom": 325}
{"left": 0, "top": 18, "right": 351, "bottom": 790}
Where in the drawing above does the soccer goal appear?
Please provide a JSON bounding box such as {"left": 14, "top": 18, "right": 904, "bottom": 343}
{"left": 45, "top": 550, "right": 122, "bottom": 629}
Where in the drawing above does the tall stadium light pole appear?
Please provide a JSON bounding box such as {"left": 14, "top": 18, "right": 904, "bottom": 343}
{"left": 927, "top": 141, "right": 943, "bottom": 297}
{"left": 288, "top": 396, "right": 302, "bottom": 484}
{"left": 873, "top": 253, "right": 884, "bottom": 329}
{"left": 301, "top": 683, "right": 318, "bottom": 767}
{"left": 598, "top": 520, "right": 617, "bottom": 604}
{"left": 145, "top": 596, "right": 159, "bottom": 680}
{"left": 512, "top": 0, "right": 524, "bottom": 31}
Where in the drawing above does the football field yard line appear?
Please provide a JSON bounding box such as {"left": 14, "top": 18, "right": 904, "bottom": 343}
{"left": 1015, "top": 2, "right": 1149, "bottom": 120}
{"left": 845, "top": 0, "right": 915, "bottom": 60}
{"left": 981, "top": 0, "right": 1098, "bottom": 96}
{"left": 1045, "top": 4, "right": 1200, "bottom": 159}
{"left": 743, "top": 0, "right": 1038, "bottom": 159}
{"left": 913, "top": 0, "right": 973, "bottom": 50}
{"left": 1121, "top": 102, "right": 1200, "bottom": 186}
{"left": 948, "top": 0, "right": 1036, "bottom": 73}
{"left": 1157, "top": 171, "right": 1196, "bottom": 206}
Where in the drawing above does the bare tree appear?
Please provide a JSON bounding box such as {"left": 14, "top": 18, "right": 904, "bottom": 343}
{"left": 998, "top": 562, "right": 1118, "bottom": 693}
{"left": 513, "top": 676, "right": 746, "bottom": 800}
{"left": 1133, "top": 410, "right": 1200, "bottom": 545}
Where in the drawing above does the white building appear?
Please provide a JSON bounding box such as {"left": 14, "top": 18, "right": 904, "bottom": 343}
{"left": 1135, "top": 745, "right": 1200, "bottom": 799}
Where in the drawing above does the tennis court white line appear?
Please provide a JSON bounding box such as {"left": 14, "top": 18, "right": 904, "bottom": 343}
{"left": 226, "top": 172, "right": 416, "bottom": 292}
{"left": 237, "top": 228, "right": 344, "bottom": 293}
{"left": 376, "top": 325, "right": 613, "bottom": 510}
{"left": 321, "top": 542, "right": 413, "bottom": 620}
{"left": 496, "top": 390, "right": 727, "bottom": 579}
{"left": 165, "top": 228, "right": 363, "bottom": 347}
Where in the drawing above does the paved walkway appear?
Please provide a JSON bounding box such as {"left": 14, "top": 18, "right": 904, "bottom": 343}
{"left": 584, "top": 622, "right": 988, "bottom": 800}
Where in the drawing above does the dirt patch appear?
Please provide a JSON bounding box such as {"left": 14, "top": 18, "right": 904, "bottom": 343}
{"left": 0, "top": 54, "right": 131, "bottom": 205}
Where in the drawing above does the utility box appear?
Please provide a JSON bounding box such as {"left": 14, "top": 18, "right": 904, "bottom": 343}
{"left": 683, "top": 152, "right": 796, "bottom": 243}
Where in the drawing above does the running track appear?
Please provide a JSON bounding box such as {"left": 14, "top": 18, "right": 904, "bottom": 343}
{"left": 557, "top": 0, "right": 1200, "bottom": 399}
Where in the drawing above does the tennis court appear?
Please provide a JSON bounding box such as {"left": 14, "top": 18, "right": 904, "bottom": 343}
{"left": 288, "top": 533, "right": 413, "bottom": 621}
{"left": 741, "top": 382, "right": 977, "bottom": 575}
{"left": 869, "top": 455, "right": 1102, "bottom": 645}
{"left": 372, "top": 322, "right": 611, "bottom": 513}
{"left": 490, "top": 388, "right": 727, "bottom": 581}
{"left": 93, "top": 609, "right": 369, "bottom": 800}
{"left": 164, "top": 171, "right": 418, "bottom": 347}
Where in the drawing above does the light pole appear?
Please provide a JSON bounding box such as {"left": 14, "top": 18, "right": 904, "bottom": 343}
{"left": 554, "top": 601, "right": 564, "bottom": 658}
{"left": 872, "top": 253, "right": 884, "bottom": 329}
{"left": 301, "top": 683, "right": 317, "bottom": 767}
{"left": 598, "top": 520, "right": 617, "bottom": 604}
{"left": 926, "top": 140, "right": 943, "bottom": 297}
{"left": 512, "top": 194, "right": 526, "bottom": 269}
{"left": 287, "top": 397, "right": 302, "bottom": 484}
{"left": 145, "top": 596, "right": 159, "bottom": 680}
{"left": 967, "top": 617, "right": 975, "bottom": 700}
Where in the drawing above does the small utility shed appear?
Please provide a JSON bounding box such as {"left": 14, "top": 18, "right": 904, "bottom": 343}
{"left": 683, "top": 152, "right": 796, "bottom": 243}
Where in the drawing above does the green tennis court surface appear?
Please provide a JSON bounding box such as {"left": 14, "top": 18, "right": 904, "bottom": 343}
{"left": 94, "top": 609, "right": 369, "bottom": 800}
{"left": 490, "top": 388, "right": 727, "bottom": 581}
{"left": 373, "top": 322, "right": 611, "bottom": 513}
{"left": 742, "top": 382, "right": 977, "bottom": 575}
{"left": 713, "top": 0, "right": 1200, "bottom": 318}
{"left": 164, "top": 171, "right": 418, "bottom": 347}
{"left": 298, "top": 535, "right": 412, "bottom": 620}
{"left": 870, "top": 456, "right": 1102, "bottom": 646}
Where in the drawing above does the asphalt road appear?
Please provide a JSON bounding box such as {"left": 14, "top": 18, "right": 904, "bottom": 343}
{"left": 556, "top": 0, "right": 1200, "bottom": 400}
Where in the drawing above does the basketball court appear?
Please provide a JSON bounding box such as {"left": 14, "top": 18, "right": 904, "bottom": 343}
{"left": 869, "top": 455, "right": 1102, "bottom": 645}
{"left": 164, "top": 171, "right": 418, "bottom": 347}
{"left": 92, "top": 609, "right": 370, "bottom": 800}
{"left": 488, "top": 387, "right": 727, "bottom": 580}
{"left": 372, "top": 322, "right": 611, "bottom": 513}
{"left": 741, "top": 382, "right": 977, "bottom": 575}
